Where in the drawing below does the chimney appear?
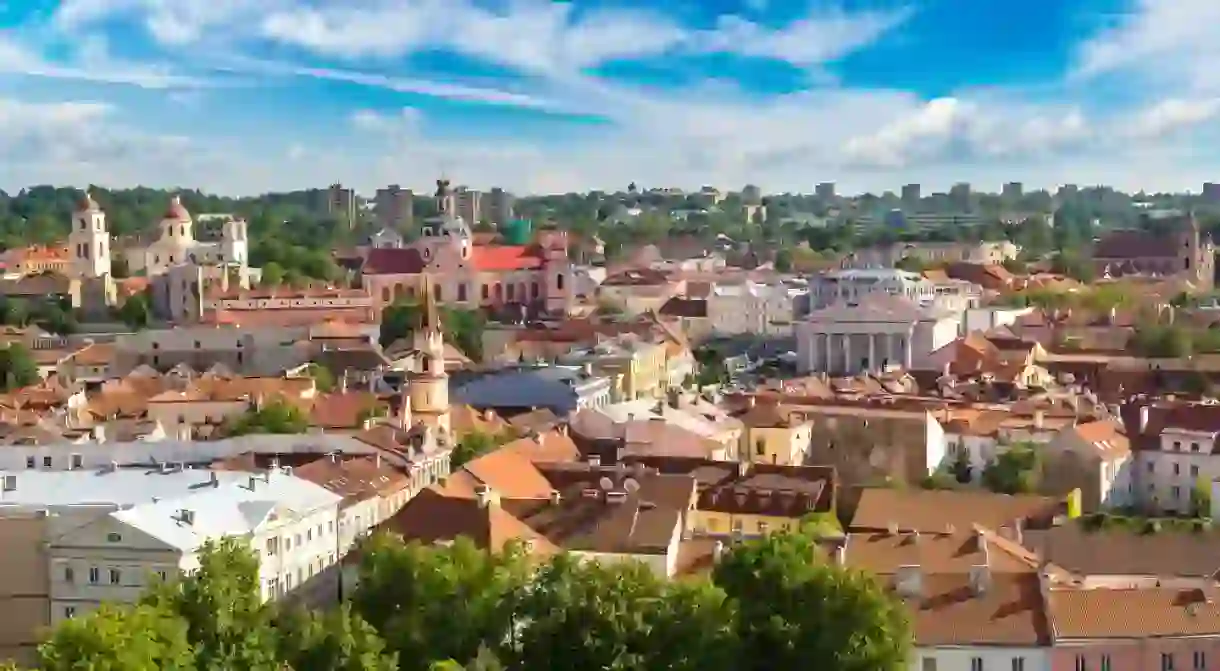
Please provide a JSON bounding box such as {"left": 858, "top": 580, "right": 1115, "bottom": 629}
{"left": 1, "top": 474, "right": 15, "bottom": 492}
{"left": 587, "top": 454, "right": 602, "bottom": 467}
{"left": 208, "top": 471, "right": 218, "bottom": 488}
{"left": 968, "top": 564, "right": 992, "bottom": 596}
{"left": 180, "top": 509, "right": 195, "bottom": 526}
{"left": 713, "top": 540, "right": 725, "bottom": 563}
{"left": 894, "top": 565, "right": 923, "bottom": 598}
{"left": 549, "top": 489, "right": 562, "bottom": 505}
{"left": 248, "top": 475, "right": 258, "bottom": 490}
{"left": 1033, "top": 410, "right": 1044, "bottom": 430}
{"left": 263, "top": 469, "right": 272, "bottom": 483}
{"left": 475, "top": 484, "right": 498, "bottom": 509}
{"left": 375, "top": 453, "right": 382, "bottom": 469}
{"left": 329, "top": 451, "right": 339, "bottom": 464}
{"left": 1139, "top": 405, "right": 1150, "bottom": 434}
{"left": 737, "top": 460, "right": 750, "bottom": 478}
{"left": 747, "top": 396, "right": 756, "bottom": 408}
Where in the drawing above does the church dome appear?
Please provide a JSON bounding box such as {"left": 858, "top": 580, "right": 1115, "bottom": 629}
{"left": 163, "top": 196, "right": 191, "bottom": 221}
{"left": 77, "top": 191, "right": 99, "bottom": 212}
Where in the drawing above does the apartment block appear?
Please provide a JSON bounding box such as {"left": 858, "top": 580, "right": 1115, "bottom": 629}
{"left": 374, "top": 185, "right": 414, "bottom": 231}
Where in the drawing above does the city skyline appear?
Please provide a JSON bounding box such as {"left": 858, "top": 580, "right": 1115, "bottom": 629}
{"left": 1, "top": 0, "right": 1218, "bottom": 196}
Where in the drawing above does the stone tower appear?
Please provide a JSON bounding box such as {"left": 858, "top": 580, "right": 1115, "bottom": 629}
{"left": 69, "top": 191, "right": 111, "bottom": 278}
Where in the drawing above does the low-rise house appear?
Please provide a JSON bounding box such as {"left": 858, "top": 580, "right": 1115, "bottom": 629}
{"left": 558, "top": 336, "right": 669, "bottom": 402}
{"left": 1121, "top": 401, "right": 1220, "bottom": 514}
{"left": 801, "top": 402, "right": 948, "bottom": 490}
{"left": 706, "top": 280, "right": 806, "bottom": 338}
{"left": 1043, "top": 419, "right": 1133, "bottom": 512}
{"left": 570, "top": 408, "right": 733, "bottom": 462}
{"left": 0, "top": 465, "right": 344, "bottom": 651}
{"left": 598, "top": 393, "right": 743, "bottom": 452}
{"left": 736, "top": 402, "right": 814, "bottom": 466}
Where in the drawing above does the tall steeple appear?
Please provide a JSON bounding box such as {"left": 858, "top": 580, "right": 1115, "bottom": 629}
{"left": 435, "top": 178, "right": 457, "bottom": 218}
{"left": 403, "top": 274, "right": 450, "bottom": 434}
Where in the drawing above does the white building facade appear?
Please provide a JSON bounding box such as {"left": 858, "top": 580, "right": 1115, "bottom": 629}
{"left": 707, "top": 280, "right": 807, "bottom": 337}
{"left": 810, "top": 269, "right": 937, "bottom": 310}
{"left": 795, "top": 295, "right": 961, "bottom": 375}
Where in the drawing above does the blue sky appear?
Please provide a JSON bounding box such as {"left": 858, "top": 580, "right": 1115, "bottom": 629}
{"left": 1, "top": 0, "right": 1218, "bottom": 196}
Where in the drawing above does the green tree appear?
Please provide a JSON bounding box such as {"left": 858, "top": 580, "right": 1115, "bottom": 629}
{"left": 226, "top": 399, "right": 309, "bottom": 435}
{"left": 981, "top": 442, "right": 1042, "bottom": 494}
{"left": 712, "top": 532, "right": 912, "bottom": 671}
{"left": 37, "top": 603, "right": 196, "bottom": 671}
{"left": 305, "top": 363, "right": 336, "bottom": 392}
{"left": 141, "top": 538, "right": 282, "bottom": 671}
{"left": 451, "top": 430, "right": 501, "bottom": 468}
{"left": 512, "top": 554, "right": 738, "bottom": 671}
{"left": 111, "top": 254, "right": 131, "bottom": 279}
{"left": 894, "top": 255, "right": 926, "bottom": 273}
{"left": 0, "top": 343, "right": 39, "bottom": 391}
{"left": 260, "top": 261, "right": 286, "bottom": 287}
{"left": 351, "top": 535, "right": 533, "bottom": 671}
{"left": 117, "top": 292, "right": 153, "bottom": 330}
{"left": 276, "top": 604, "right": 398, "bottom": 671}
{"left": 773, "top": 248, "right": 793, "bottom": 273}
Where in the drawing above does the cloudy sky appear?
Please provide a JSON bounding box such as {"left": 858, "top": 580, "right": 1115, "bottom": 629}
{"left": 1, "top": 0, "right": 1218, "bottom": 196}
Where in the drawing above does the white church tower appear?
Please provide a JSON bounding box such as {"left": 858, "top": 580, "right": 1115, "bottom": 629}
{"left": 70, "top": 191, "right": 111, "bottom": 278}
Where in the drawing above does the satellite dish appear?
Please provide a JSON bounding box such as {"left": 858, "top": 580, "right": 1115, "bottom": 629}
{"left": 598, "top": 477, "right": 614, "bottom": 491}
{"left": 622, "top": 478, "right": 640, "bottom": 493}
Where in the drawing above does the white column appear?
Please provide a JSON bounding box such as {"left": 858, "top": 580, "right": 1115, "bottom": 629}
{"left": 904, "top": 328, "right": 913, "bottom": 369}
{"left": 843, "top": 333, "right": 853, "bottom": 374}
{"left": 868, "top": 335, "right": 877, "bottom": 372}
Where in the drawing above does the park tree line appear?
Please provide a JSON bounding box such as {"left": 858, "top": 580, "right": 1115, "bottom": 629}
{"left": 21, "top": 530, "right": 913, "bottom": 671}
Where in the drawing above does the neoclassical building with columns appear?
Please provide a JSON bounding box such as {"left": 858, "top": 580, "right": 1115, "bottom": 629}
{"left": 795, "top": 294, "right": 960, "bottom": 375}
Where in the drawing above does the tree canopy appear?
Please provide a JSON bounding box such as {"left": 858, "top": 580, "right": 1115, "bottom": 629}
{"left": 225, "top": 399, "right": 310, "bottom": 435}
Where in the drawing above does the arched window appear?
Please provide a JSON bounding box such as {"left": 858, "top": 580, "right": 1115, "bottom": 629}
{"left": 433, "top": 282, "right": 442, "bottom": 302}
{"left": 556, "top": 272, "right": 565, "bottom": 290}
{"left": 382, "top": 287, "right": 391, "bottom": 302}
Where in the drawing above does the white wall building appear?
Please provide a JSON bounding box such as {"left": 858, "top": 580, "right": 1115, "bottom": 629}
{"left": 0, "top": 467, "right": 343, "bottom": 624}
{"left": 810, "top": 268, "right": 937, "bottom": 309}
{"left": 707, "top": 280, "right": 806, "bottom": 337}
{"left": 795, "top": 295, "right": 960, "bottom": 375}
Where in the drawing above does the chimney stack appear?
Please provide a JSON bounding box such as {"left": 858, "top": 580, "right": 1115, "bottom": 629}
{"left": 475, "top": 484, "right": 498, "bottom": 509}
{"left": 549, "top": 489, "right": 561, "bottom": 505}
{"left": 894, "top": 565, "right": 923, "bottom": 598}
{"left": 1033, "top": 409, "right": 1044, "bottom": 430}
{"left": 969, "top": 564, "right": 992, "bottom": 596}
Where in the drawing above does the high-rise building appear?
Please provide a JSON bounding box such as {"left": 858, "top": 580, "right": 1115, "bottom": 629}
{"left": 901, "top": 184, "right": 921, "bottom": 206}
{"left": 374, "top": 185, "right": 414, "bottom": 231}
{"left": 455, "top": 187, "right": 482, "bottom": 224}
{"left": 327, "top": 183, "right": 357, "bottom": 229}
{"left": 1002, "top": 182, "right": 1023, "bottom": 201}
{"left": 949, "top": 182, "right": 972, "bottom": 211}
{"left": 816, "top": 182, "right": 836, "bottom": 201}
{"left": 483, "top": 187, "right": 515, "bottom": 226}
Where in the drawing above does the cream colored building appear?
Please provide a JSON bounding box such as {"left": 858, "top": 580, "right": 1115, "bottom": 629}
{"left": 0, "top": 467, "right": 343, "bottom": 648}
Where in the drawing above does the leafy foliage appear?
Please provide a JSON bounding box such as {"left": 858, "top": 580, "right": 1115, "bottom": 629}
{"left": 226, "top": 399, "right": 310, "bottom": 435}
{"left": 450, "top": 430, "right": 512, "bottom": 469}
{"left": 712, "top": 531, "right": 912, "bottom": 671}
{"left": 379, "top": 300, "right": 485, "bottom": 360}
{"left": 0, "top": 342, "right": 40, "bottom": 391}
{"left": 116, "top": 291, "right": 153, "bottom": 330}
{"left": 981, "top": 442, "right": 1042, "bottom": 494}
{"left": 36, "top": 539, "right": 398, "bottom": 671}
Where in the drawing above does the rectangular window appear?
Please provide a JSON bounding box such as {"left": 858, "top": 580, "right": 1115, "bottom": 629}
{"left": 64, "top": 566, "right": 74, "bottom": 583}
{"left": 1164, "top": 653, "right": 1176, "bottom": 671}
{"left": 1101, "top": 654, "right": 1111, "bottom": 671}
{"left": 64, "top": 606, "right": 75, "bottom": 619}
{"left": 266, "top": 538, "right": 278, "bottom": 556}
{"left": 106, "top": 533, "right": 122, "bottom": 543}
{"left": 71, "top": 454, "right": 83, "bottom": 469}
{"left": 1192, "top": 465, "right": 1201, "bottom": 477}
{"left": 109, "top": 569, "right": 121, "bottom": 585}
{"left": 25, "top": 456, "right": 34, "bottom": 469}
{"left": 1075, "top": 656, "right": 1086, "bottom": 671}
{"left": 922, "top": 658, "right": 937, "bottom": 671}
{"left": 1147, "top": 462, "right": 1155, "bottom": 472}
{"left": 88, "top": 567, "right": 99, "bottom": 584}
{"left": 1012, "top": 659, "right": 1024, "bottom": 671}
{"left": 43, "top": 456, "right": 52, "bottom": 468}
{"left": 157, "top": 570, "right": 168, "bottom": 582}
{"left": 1194, "top": 651, "right": 1205, "bottom": 670}
{"left": 971, "top": 658, "right": 983, "bottom": 671}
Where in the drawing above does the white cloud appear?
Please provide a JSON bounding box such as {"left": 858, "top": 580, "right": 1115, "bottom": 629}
{"left": 0, "top": 30, "right": 216, "bottom": 88}
{"left": 701, "top": 8, "right": 911, "bottom": 67}
{"left": 1073, "top": 0, "right": 1220, "bottom": 93}
{"left": 1124, "top": 98, "right": 1220, "bottom": 139}
{"left": 10, "top": 0, "right": 1220, "bottom": 196}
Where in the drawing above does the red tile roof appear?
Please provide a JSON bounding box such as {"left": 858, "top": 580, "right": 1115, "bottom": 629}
{"left": 471, "top": 245, "right": 544, "bottom": 271}
{"left": 363, "top": 248, "right": 428, "bottom": 275}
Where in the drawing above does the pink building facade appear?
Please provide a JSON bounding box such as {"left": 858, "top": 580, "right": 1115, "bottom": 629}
{"left": 361, "top": 179, "right": 572, "bottom": 314}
